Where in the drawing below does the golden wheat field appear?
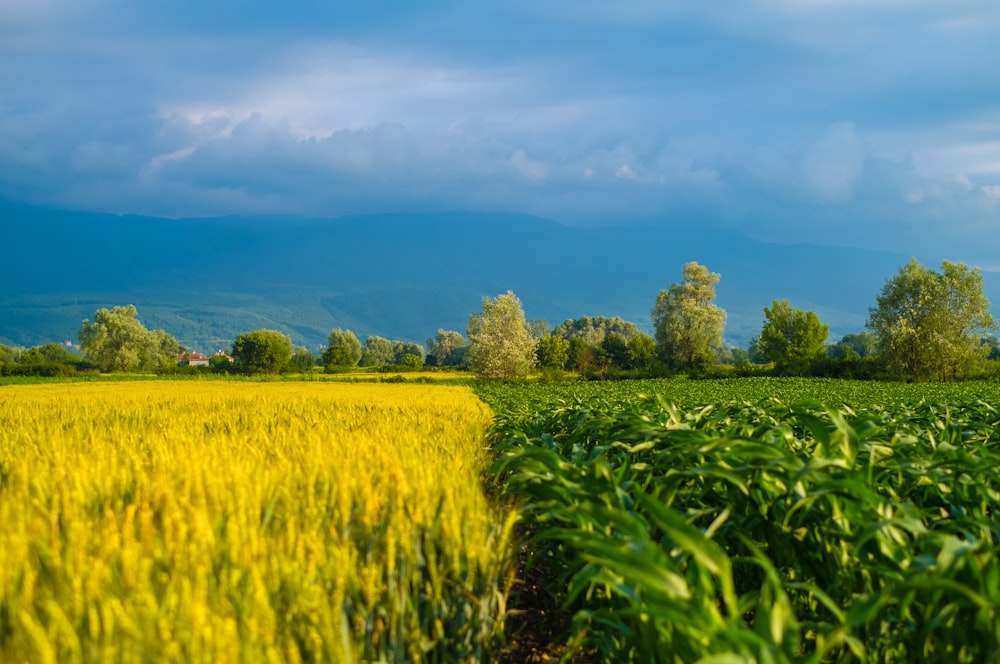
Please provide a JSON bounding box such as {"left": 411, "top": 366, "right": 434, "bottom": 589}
{"left": 0, "top": 381, "right": 516, "bottom": 663}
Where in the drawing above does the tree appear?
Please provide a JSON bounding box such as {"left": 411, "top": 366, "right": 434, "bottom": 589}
{"left": 730, "top": 347, "right": 751, "bottom": 365}
{"left": 323, "top": 329, "right": 362, "bottom": 370}
{"left": 393, "top": 341, "right": 424, "bottom": 367}
{"left": 651, "top": 262, "right": 727, "bottom": 370}
{"left": 0, "top": 344, "right": 16, "bottom": 363}
{"left": 466, "top": 290, "right": 537, "bottom": 379}
{"left": 21, "top": 343, "right": 78, "bottom": 365}
{"left": 209, "top": 352, "right": 235, "bottom": 374}
{"left": 627, "top": 333, "right": 657, "bottom": 370}
{"left": 828, "top": 332, "right": 878, "bottom": 361}
{"left": 984, "top": 335, "right": 1000, "bottom": 361}
{"left": 566, "top": 337, "right": 597, "bottom": 371}
{"left": 528, "top": 319, "right": 551, "bottom": 339}
{"left": 601, "top": 332, "right": 630, "bottom": 369}
{"left": 232, "top": 329, "right": 293, "bottom": 374}
{"left": 867, "top": 259, "right": 996, "bottom": 380}
{"left": 147, "top": 329, "right": 181, "bottom": 370}
{"left": 757, "top": 300, "right": 829, "bottom": 374}
{"left": 78, "top": 304, "right": 179, "bottom": 372}
{"left": 747, "top": 336, "right": 769, "bottom": 364}
{"left": 397, "top": 353, "right": 423, "bottom": 369}
{"left": 536, "top": 335, "right": 570, "bottom": 370}
{"left": 553, "top": 316, "right": 642, "bottom": 346}
{"left": 286, "top": 346, "right": 317, "bottom": 373}
{"left": 360, "top": 336, "right": 395, "bottom": 367}
{"left": 426, "top": 329, "right": 466, "bottom": 367}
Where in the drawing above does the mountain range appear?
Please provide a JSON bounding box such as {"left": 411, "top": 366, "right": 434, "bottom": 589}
{"left": 3, "top": 199, "right": 994, "bottom": 354}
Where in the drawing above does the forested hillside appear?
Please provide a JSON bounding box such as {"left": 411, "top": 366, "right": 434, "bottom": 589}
{"left": 3, "top": 200, "right": 993, "bottom": 352}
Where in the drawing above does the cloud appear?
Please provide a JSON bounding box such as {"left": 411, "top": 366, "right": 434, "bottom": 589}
{"left": 510, "top": 150, "right": 546, "bottom": 183}
{"left": 1, "top": 0, "right": 1000, "bottom": 264}
{"left": 798, "top": 123, "right": 866, "bottom": 205}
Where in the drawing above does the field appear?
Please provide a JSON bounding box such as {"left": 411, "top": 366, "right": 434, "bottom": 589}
{"left": 477, "top": 378, "right": 1000, "bottom": 663}
{"left": 0, "top": 381, "right": 515, "bottom": 663}
{"left": 4, "top": 376, "right": 1000, "bottom": 663}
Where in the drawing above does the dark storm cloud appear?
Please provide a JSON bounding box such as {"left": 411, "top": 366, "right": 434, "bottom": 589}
{"left": 2, "top": 1, "right": 999, "bottom": 264}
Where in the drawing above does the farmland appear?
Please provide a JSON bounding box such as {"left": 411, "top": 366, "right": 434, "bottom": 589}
{"left": 478, "top": 378, "right": 1000, "bottom": 662}
{"left": 0, "top": 381, "right": 514, "bottom": 663}
{"left": 3, "top": 376, "right": 1000, "bottom": 662}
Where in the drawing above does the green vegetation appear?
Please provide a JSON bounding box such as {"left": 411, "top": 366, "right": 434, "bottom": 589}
{"left": 553, "top": 315, "right": 642, "bottom": 345}
{"left": 0, "top": 342, "right": 90, "bottom": 376}
{"left": 867, "top": 259, "right": 996, "bottom": 380}
{"left": 10, "top": 247, "right": 1000, "bottom": 661}
{"left": 828, "top": 331, "right": 878, "bottom": 361}
{"left": 536, "top": 335, "right": 570, "bottom": 371}
{"left": 10, "top": 257, "right": 1000, "bottom": 383}
{"left": 465, "top": 290, "right": 537, "bottom": 380}
{"left": 757, "top": 300, "right": 830, "bottom": 374}
{"left": 478, "top": 378, "right": 1000, "bottom": 662}
{"left": 652, "top": 262, "right": 727, "bottom": 370}
{"left": 322, "top": 328, "right": 362, "bottom": 370}
{"left": 231, "top": 328, "right": 294, "bottom": 374}
{"left": 78, "top": 304, "right": 180, "bottom": 372}
{"left": 425, "top": 329, "right": 466, "bottom": 367}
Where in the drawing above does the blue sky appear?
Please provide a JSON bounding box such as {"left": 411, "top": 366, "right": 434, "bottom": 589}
{"left": 2, "top": 1, "right": 999, "bottom": 264}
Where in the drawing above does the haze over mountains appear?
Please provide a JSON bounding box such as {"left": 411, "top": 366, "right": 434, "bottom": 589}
{"left": 3, "top": 200, "right": 995, "bottom": 354}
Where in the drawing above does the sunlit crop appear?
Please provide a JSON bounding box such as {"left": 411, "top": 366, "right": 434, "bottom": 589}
{"left": 0, "top": 381, "right": 515, "bottom": 663}
{"left": 480, "top": 378, "right": 1000, "bottom": 663}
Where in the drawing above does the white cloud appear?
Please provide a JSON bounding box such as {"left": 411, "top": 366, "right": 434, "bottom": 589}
{"left": 145, "top": 146, "right": 196, "bottom": 175}
{"left": 510, "top": 150, "right": 546, "bottom": 183}
{"left": 615, "top": 164, "right": 637, "bottom": 180}
{"left": 156, "top": 43, "right": 533, "bottom": 143}
{"left": 798, "top": 123, "right": 865, "bottom": 204}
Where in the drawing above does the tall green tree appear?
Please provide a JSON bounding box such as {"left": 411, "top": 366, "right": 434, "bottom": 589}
{"left": 600, "top": 332, "right": 631, "bottom": 369}
{"left": 536, "top": 335, "right": 570, "bottom": 370}
{"left": 867, "top": 259, "right": 996, "bottom": 380}
{"left": 828, "top": 332, "right": 878, "bottom": 361}
{"left": 286, "top": 346, "right": 317, "bottom": 373}
{"left": 566, "top": 337, "right": 597, "bottom": 371}
{"left": 147, "top": 329, "right": 181, "bottom": 370}
{"left": 0, "top": 344, "right": 16, "bottom": 364}
{"left": 626, "top": 333, "right": 657, "bottom": 370}
{"left": 426, "top": 329, "right": 466, "bottom": 367}
{"left": 231, "top": 329, "right": 293, "bottom": 374}
{"left": 360, "top": 336, "right": 395, "bottom": 367}
{"left": 22, "top": 343, "right": 78, "bottom": 365}
{"left": 78, "top": 304, "right": 179, "bottom": 372}
{"left": 553, "top": 316, "right": 642, "bottom": 346}
{"left": 758, "top": 300, "right": 829, "bottom": 374}
{"left": 393, "top": 341, "right": 424, "bottom": 366}
{"left": 466, "top": 290, "right": 537, "bottom": 379}
{"left": 651, "top": 262, "right": 727, "bottom": 370}
{"left": 323, "top": 328, "right": 362, "bottom": 370}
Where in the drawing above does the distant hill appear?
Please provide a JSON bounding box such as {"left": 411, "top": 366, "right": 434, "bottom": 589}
{"left": 2, "top": 200, "right": 993, "bottom": 352}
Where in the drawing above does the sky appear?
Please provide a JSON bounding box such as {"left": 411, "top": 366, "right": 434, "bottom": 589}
{"left": 2, "top": 0, "right": 1000, "bottom": 265}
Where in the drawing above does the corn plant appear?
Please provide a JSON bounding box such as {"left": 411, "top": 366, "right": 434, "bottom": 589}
{"left": 481, "top": 379, "right": 1000, "bottom": 662}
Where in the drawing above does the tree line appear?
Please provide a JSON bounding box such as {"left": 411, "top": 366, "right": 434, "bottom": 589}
{"left": 2, "top": 257, "right": 996, "bottom": 382}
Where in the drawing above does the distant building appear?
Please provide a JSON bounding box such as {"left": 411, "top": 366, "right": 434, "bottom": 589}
{"left": 213, "top": 350, "right": 234, "bottom": 363}
{"left": 177, "top": 352, "right": 210, "bottom": 367}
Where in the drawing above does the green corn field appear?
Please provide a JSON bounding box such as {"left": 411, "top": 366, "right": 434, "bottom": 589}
{"left": 479, "top": 378, "right": 1000, "bottom": 663}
